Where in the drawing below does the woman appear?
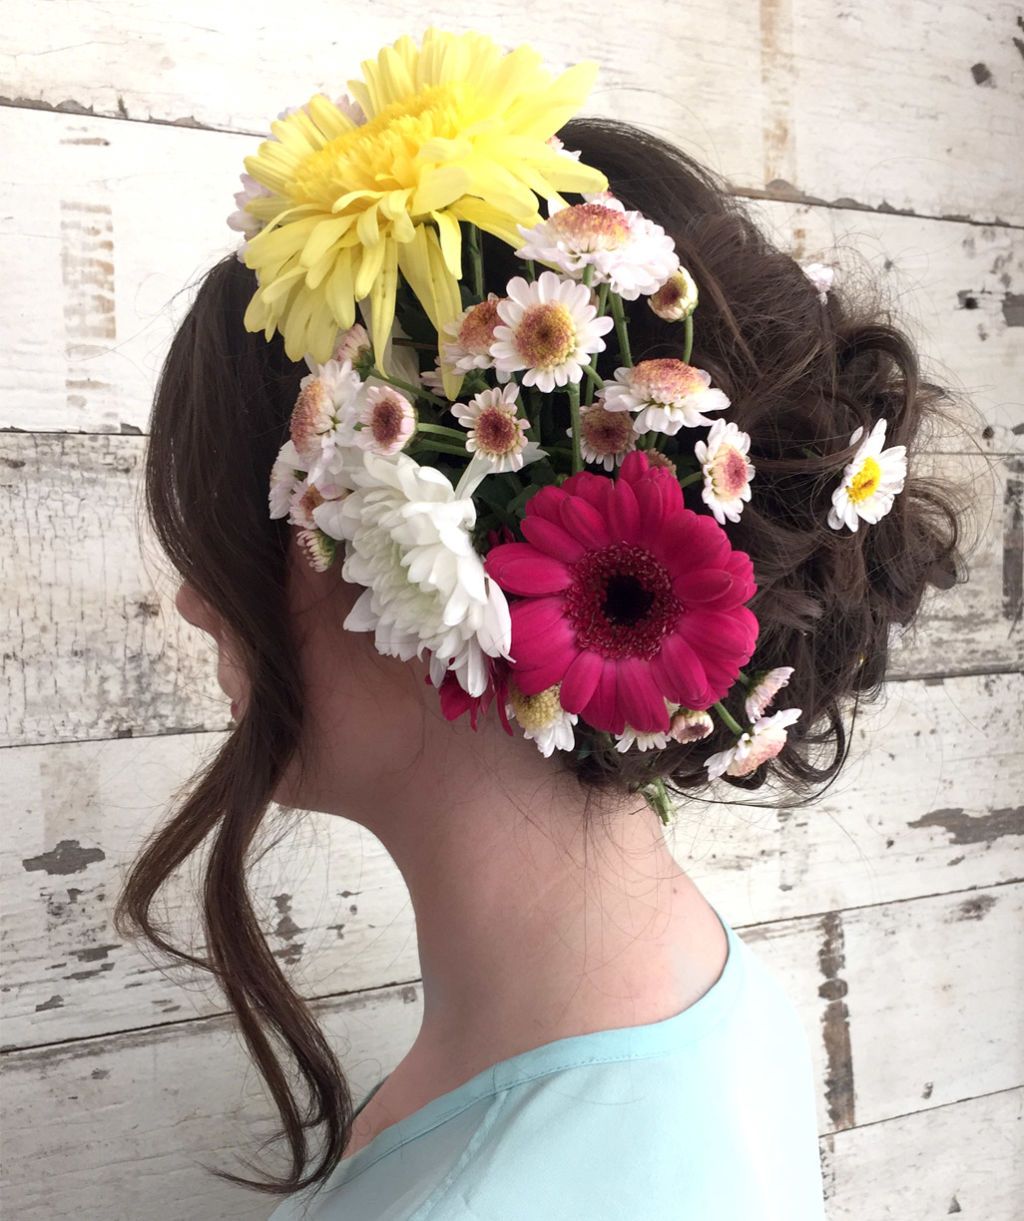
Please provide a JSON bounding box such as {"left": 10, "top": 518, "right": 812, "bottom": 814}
{"left": 115, "top": 28, "right": 966, "bottom": 1219}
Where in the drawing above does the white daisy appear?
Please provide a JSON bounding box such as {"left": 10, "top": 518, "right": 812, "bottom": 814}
{"left": 694, "top": 419, "right": 755, "bottom": 525}
{"left": 506, "top": 680, "right": 578, "bottom": 757}
{"left": 296, "top": 528, "right": 337, "bottom": 573}
{"left": 801, "top": 261, "right": 834, "bottom": 304}
{"left": 615, "top": 726, "right": 671, "bottom": 753}
{"left": 598, "top": 358, "right": 729, "bottom": 436}
{"left": 331, "top": 322, "right": 373, "bottom": 370}
{"left": 288, "top": 358, "right": 364, "bottom": 483}
{"left": 354, "top": 385, "right": 417, "bottom": 456}
{"left": 569, "top": 401, "right": 637, "bottom": 471}
{"left": 648, "top": 267, "right": 699, "bottom": 321}
{"left": 450, "top": 384, "right": 546, "bottom": 474}
{"left": 827, "top": 418, "right": 907, "bottom": 533}
{"left": 668, "top": 707, "right": 714, "bottom": 743}
{"left": 744, "top": 667, "right": 795, "bottom": 722}
{"left": 441, "top": 295, "right": 509, "bottom": 378}
{"left": 705, "top": 708, "right": 802, "bottom": 780}
{"left": 268, "top": 440, "right": 305, "bottom": 519}
{"left": 311, "top": 450, "right": 511, "bottom": 698}
{"left": 515, "top": 195, "right": 679, "bottom": 301}
{"left": 490, "top": 271, "right": 614, "bottom": 394}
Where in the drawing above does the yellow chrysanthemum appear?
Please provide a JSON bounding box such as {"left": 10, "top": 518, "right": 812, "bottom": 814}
{"left": 239, "top": 27, "right": 609, "bottom": 399}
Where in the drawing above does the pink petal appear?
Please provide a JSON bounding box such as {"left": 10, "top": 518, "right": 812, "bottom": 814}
{"left": 617, "top": 657, "right": 672, "bottom": 733}
{"left": 674, "top": 569, "right": 735, "bottom": 605}
{"left": 559, "top": 648, "right": 603, "bottom": 713}
{"left": 526, "top": 485, "right": 570, "bottom": 524}
{"left": 511, "top": 648, "right": 574, "bottom": 695}
{"left": 650, "top": 632, "right": 710, "bottom": 708}
{"left": 609, "top": 476, "right": 641, "bottom": 543}
{"left": 520, "top": 515, "right": 587, "bottom": 563}
{"left": 679, "top": 608, "right": 759, "bottom": 659}
{"left": 631, "top": 476, "right": 666, "bottom": 533}
{"left": 562, "top": 471, "right": 613, "bottom": 511}
{"left": 559, "top": 495, "right": 610, "bottom": 548}
{"left": 509, "top": 595, "right": 568, "bottom": 642}
{"left": 486, "top": 542, "right": 571, "bottom": 595}
{"left": 618, "top": 450, "right": 649, "bottom": 485}
{"left": 582, "top": 662, "right": 623, "bottom": 734}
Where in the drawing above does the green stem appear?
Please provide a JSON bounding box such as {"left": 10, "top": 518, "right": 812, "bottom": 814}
{"left": 642, "top": 777, "right": 675, "bottom": 826}
{"left": 596, "top": 282, "right": 610, "bottom": 317}
{"left": 712, "top": 701, "right": 747, "bottom": 738}
{"left": 567, "top": 379, "right": 583, "bottom": 473}
{"left": 582, "top": 263, "right": 594, "bottom": 288}
{"left": 582, "top": 361, "right": 603, "bottom": 407}
{"left": 682, "top": 314, "right": 694, "bottom": 364}
{"left": 466, "top": 223, "right": 484, "bottom": 301}
{"left": 416, "top": 422, "right": 468, "bottom": 443}
{"left": 368, "top": 366, "right": 447, "bottom": 408}
{"left": 526, "top": 259, "right": 537, "bottom": 280}
{"left": 609, "top": 292, "right": 633, "bottom": 368}
{"left": 677, "top": 469, "right": 704, "bottom": 488}
{"left": 410, "top": 439, "right": 469, "bottom": 459}
{"left": 736, "top": 668, "right": 753, "bottom": 688}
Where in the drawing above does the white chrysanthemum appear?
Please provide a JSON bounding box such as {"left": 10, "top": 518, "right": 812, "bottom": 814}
{"left": 506, "top": 681, "right": 577, "bottom": 757}
{"left": 451, "top": 384, "right": 546, "bottom": 473}
{"left": 648, "top": 267, "right": 699, "bottom": 321}
{"left": 311, "top": 450, "right": 511, "bottom": 697}
{"left": 442, "top": 295, "right": 509, "bottom": 378}
{"left": 515, "top": 194, "right": 679, "bottom": 301}
{"left": 269, "top": 440, "right": 305, "bottom": 519}
{"left": 568, "top": 401, "right": 637, "bottom": 471}
{"left": 744, "top": 667, "right": 795, "bottom": 722}
{"left": 490, "top": 271, "right": 614, "bottom": 394}
{"left": 705, "top": 708, "right": 802, "bottom": 780}
{"left": 802, "top": 261, "right": 834, "bottom": 304}
{"left": 694, "top": 419, "right": 755, "bottom": 525}
{"left": 354, "top": 385, "right": 417, "bottom": 456}
{"left": 288, "top": 358, "right": 365, "bottom": 483}
{"left": 598, "top": 358, "right": 730, "bottom": 436}
{"left": 827, "top": 418, "right": 907, "bottom": 533}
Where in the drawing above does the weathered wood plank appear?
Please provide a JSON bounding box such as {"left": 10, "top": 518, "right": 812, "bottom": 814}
{"left": 0, "top": 105, "right": 1020, "bottom": 441}
{"left": 2, "top": 888, "right": 1020, "bottom": 1219}
{"left": 2, "top": 435, "right": 1017, "bottom": 750}
{"left": 1, "top": 2, "right": 1021, "bottom": 222}
{"left": 3, "top": 675, "right": 1020, "bottom": 1049}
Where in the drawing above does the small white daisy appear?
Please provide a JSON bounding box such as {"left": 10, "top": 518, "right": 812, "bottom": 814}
{"left": 441, "top": 295, "right": 509, "bottom": 378}
{"left": 490, "top": 270, "right": 614, "bottom": 394}
{"left": 668, "top": 707, "right": 715, "bottom": 743}
{"left": 694, "top": 419, "right": 755, "bottom": 525}
{"left": 648, "top": 267, "right": 699, "bottom": 321}
{"left": 269, "top": 440, "right": 305, "bottom": 519}
{"left": 801, "top": 262, "right": 834, "bottom": 304}
{"left": 705, "top": 708, "right": 802, "bottom": 780}
{"left": 506, "top": 681, "right": 578, "bottom": 757}
{"left": 354, "top": 385, "right": 417, "bottom": 456}
{"left": 598, "top": 358, "right": 729, "bottom": 436}
{"left": 288, "top": 358, "right": 364, "bottom": 482}
{"left": 568, "top": 401, "right": 637, "bottom": 471}
{"left": 827, "top": 418, "right": 907, "bottom": 533}
{"left": 614, "top": 726, "right": 671, "bottom": 753}
{"left": 515, "top": 195, "right": 679, "bottom": 301}
{"left": 450, "top": 384, "right": 545, "bottom": 474}
{"left": 331, "top": 322, "right": 373, "bottom": 370}
{"left": 744, "top": 667, "right": 795, "bottom": 722}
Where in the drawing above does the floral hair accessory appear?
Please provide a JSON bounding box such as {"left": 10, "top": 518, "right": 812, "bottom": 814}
{"left": 230, "top": 28, "right": 906, "bottom": 822}
{"left": 801, "top": 261, "right": 835, "bottom": 304}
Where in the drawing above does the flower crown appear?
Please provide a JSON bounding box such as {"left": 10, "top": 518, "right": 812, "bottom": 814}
{"left": 227, "top": 27, "right": 908, "bottom": 823}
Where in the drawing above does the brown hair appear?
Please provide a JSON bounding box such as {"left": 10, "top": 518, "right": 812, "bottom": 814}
{"left": 115, "top": 116, "right": 972, "bottom": 1199}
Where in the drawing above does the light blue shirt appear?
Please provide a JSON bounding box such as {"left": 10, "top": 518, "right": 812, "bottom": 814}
{"left": 269, "top": 903, "right": 826, "bottom": 1219}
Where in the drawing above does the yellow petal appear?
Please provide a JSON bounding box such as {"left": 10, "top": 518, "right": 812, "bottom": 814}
{"left": 411, "top": 165, "right": 472, "bottom": 215}
{"left": 432, "top": 210, "right": 462, "bottom": 280}
{"left": 448, "top": 198, "right": 531, "bottom": 248}
{"left": 353, "top": 236, "right": 387, "bottom": 300}
{"left": 369, "top": 239, "right": 399, "bottom": 376}
{"left": 299, "top": 214, "right": 357, "bottom": 269}
{"left": 324, "top": 247, "right": 356, "bottom": 331}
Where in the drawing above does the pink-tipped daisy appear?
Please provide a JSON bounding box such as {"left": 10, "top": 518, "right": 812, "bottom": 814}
{"left": 490, "top": 270, "right": 614, "bottom": 394}
{"left": 744, "top": 667, "right": 795, "bottom": 722}
{"left": 668, "top": 707, "right": 715, "bottom": 743}
{"left": 569, "top": 401, "right": 637, "bottom": 471}
{"left": 505, "top": 680, "right": 578, "bottom": 757}
{"left": 648, "top": 267, "right": 699, "bottom": 321}
{"left": 289, "top": 358, "right": 363, "bottom": 481}
{"left": 442, "top": 295, "right": 509, "bottom": 377}
{"left": 827, "top": 418, "right": 907, "bottom": 532}
{"left": 598, "top": 359, "right": 730, "bottom": 436}
{"left": 297, "top": 528, "right": 338, "bottom": 573}
{"left": 450, "top": 384, "right": 545, "bottom": 474}
{"left": 287, "top": 477, "right": 325, "bottom": 529}
{"left": 694, "top": 419, "right": 755, "bottom": 525}
{"left": 484, "top": 450, "right": 759, "bottom": 736}
{"left": 331, "top": 322, "right": 373, "bottom": 371}
{"left": 705, "top": 707, "right": 802, "bottom": 780}
{"left": 354, "top": 385, "right": 417, "bottom": 457}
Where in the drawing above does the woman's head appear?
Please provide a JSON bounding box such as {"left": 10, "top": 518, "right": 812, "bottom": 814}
{"left": 118, "top": 115, "right": 971, "bottom": 1195}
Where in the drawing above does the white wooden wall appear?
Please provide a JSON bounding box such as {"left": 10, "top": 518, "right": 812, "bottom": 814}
{"left": 2, "top": 5, "right": 1022, "bottom": 1218}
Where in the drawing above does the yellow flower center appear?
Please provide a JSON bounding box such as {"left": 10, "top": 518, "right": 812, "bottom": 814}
{"left": 509, "top": 683, "right": 564, "bottom": 732}
{"left": 292, "top": 83, "right": 467, "bottom": 208}
{"left": 515, "top": 303, "right": 577, "bottom": 368}
{"left": 710, "top": 445, "right": 749, "bottom": 498}
{"left": 848, "top": 455, "right": 882, "bottom": 503}
{"left": 547, "top": 203, "right": 632, "bottom": 251}
{"left": 632, "top": 358, "right": 705, "bottom": 404}
{"left": 459, "top": 298, "right": 502, "bottom": 354}
{"left": 581, "top": 406, "right": 634, "bottom": 455}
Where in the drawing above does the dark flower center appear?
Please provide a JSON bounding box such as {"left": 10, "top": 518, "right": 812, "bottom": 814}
{"left": 565, "top": 542, "right": 682, "bottom": 659}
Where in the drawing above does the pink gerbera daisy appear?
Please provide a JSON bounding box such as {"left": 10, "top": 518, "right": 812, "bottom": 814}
{"left": 484, "top": 451, "right": 759, "bottom": 735}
